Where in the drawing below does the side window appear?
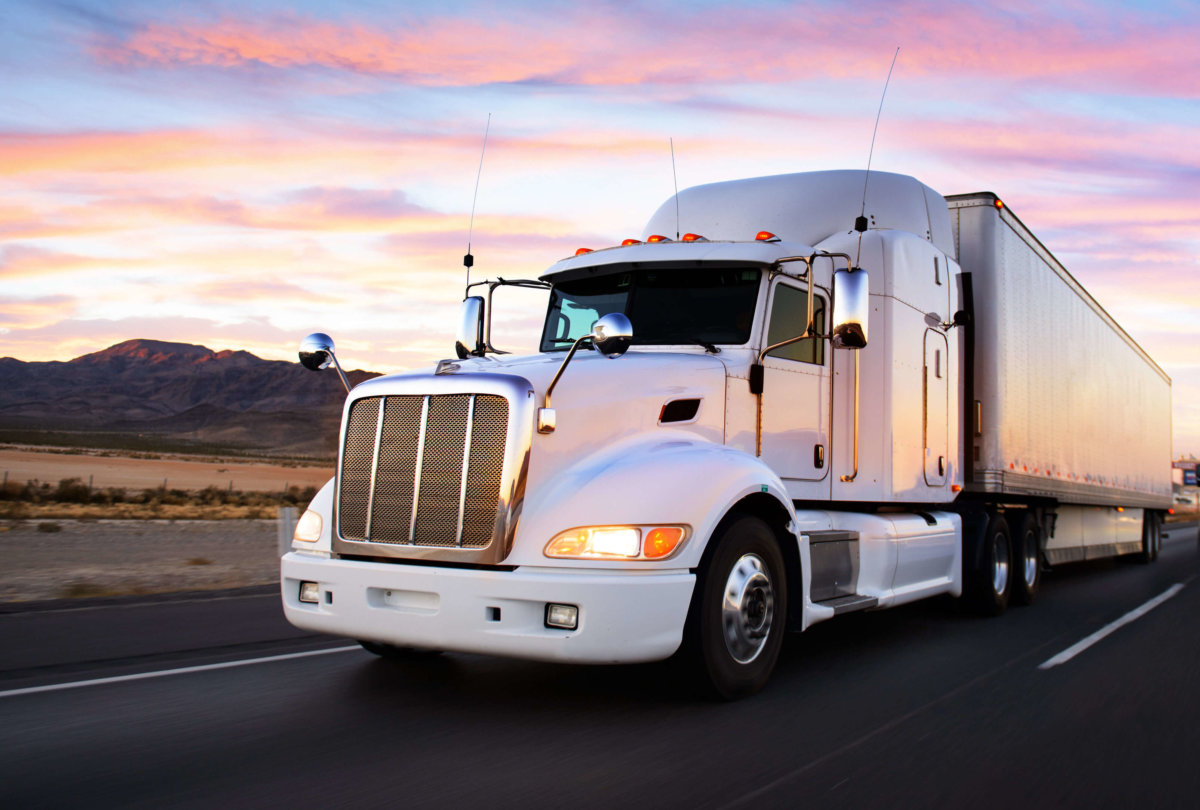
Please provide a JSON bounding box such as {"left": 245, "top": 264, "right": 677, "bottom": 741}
{"left": 766, "top": 283, "right": 826, "bottom": 365}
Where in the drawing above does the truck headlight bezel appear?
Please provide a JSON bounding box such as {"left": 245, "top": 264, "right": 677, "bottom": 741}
{"left": 544, "top": 525, "right": 689, "bottom": 561}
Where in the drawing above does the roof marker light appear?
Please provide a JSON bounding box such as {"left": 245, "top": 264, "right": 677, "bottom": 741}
{"left": 646, "top": 234, "right": 671, "bottom": 243}
{"left": 994, "top": 199, "right": 1005, "bottom": 210}
{"left": 681, "top": 233, "right": 707, "bottom": 242}
{"left": 621, "top": 238, "right": 642, "bottom": 246}
{"left": 756, "top": 231, "right": 780, "bottom": 242}
{"left": 575, "top": 247, "right": 594, "bottom": 255}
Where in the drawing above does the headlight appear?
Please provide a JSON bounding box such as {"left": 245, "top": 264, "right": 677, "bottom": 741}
{"left": 293, "top": 509, "right": 323, "bottom": 543}
{"left": 544, "top": 525, "right": 687, "bottom": 560}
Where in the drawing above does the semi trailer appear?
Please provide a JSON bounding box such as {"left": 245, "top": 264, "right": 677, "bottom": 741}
{"left": 282, "top": 169, "right": 1172, "bottom": 698}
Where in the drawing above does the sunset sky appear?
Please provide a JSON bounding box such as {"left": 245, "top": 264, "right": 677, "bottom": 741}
{"left": 2, "top": 0, "right": 1198, "bottom": 454}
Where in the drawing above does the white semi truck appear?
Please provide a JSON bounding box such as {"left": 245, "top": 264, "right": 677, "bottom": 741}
{"left": 282, "top": 170, "right": 1172, "bottom": 698}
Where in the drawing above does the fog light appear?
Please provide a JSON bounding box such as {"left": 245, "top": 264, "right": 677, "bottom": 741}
{"left": 299, "top": 581, "right": 320, "bottom": 603}
{"left": 545, "top": 603, "right": 578, "bottom": 630}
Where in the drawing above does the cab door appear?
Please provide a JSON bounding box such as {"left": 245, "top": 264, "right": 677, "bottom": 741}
{"left": 924, "top": 330, "right": 949, "bottom": 486}
{"left": 759, "top": 275, "right": 832, "bottom": 494}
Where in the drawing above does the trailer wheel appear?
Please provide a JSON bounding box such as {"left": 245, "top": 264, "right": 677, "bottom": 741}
{"left": 685, "top": 514, "right": 787, "bottom": 700}
{"left": 1010, "top": 513, "right": 1041, "bottom": 606}
{"left": 358, "top": 640, "right": 442, "bottom": 660}
{"left": 1137, "top": 511, "right": 1161, "bottom": 564}
{"left": 967, "top": 512, "right": 1011, "bottom": 616}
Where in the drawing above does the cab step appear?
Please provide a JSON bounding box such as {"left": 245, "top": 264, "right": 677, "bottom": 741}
{"left": 814, "top": 594, "right": 879, "bottom": 615}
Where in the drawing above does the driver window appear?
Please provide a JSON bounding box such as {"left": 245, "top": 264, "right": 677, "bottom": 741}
{"left": 766, "top": 283, "right": 826, "bottom": 365}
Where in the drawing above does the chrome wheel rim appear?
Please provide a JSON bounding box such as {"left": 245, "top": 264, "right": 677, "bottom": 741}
{"left": 1023, "top": 530, "right": 1038, "bottom": 588}
{"left": 991, "top": 531, "right": 1009, "bottom": 596}
{"left": 721, "top": 553, "right": 775, "bottom": 664}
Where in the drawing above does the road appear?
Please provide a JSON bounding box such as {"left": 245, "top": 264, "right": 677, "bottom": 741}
{"left": 1, "top": 525, "right": 1198, "bottom": 809}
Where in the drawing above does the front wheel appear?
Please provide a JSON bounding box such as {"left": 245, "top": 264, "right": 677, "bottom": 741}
{"left": 685, "top": 514, "right": 788, "bottom": 700}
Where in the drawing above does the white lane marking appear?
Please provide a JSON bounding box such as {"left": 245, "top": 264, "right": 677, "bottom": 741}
{"left": 0, "top": 645, "right": 360, "bottom": 698}
{"left": 1038, "top": 583, "right": 1186, "bottom": 670}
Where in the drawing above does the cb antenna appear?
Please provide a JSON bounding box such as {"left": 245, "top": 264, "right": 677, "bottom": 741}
{"left": 670, "top": 137, "right": 680, "bottom": 240}
{"left": 855, "top": 47, "right": 899, "bottom": 266}
{"left": 465, "top": 113, "right": 492, "bottom": 288}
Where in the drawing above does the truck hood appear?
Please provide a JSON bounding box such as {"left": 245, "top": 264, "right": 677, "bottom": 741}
{"left": 357, "top": 349, "right": 730, "bottom": 508}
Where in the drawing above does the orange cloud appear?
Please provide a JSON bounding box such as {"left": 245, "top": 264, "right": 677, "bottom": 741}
{"left": 0, "top": 126, "right": 691, "bottom": 189}
{"left": 0, "top": 245, "right": 147, "bottom": 280}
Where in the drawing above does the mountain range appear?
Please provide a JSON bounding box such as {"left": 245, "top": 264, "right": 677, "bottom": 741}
{"left": 0, "top": 339, "right": 382, "bottom": 457}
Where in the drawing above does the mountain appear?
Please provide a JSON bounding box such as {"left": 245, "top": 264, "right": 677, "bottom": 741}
{"left": 0, "top": 339, "right": 382, "bottom": 457}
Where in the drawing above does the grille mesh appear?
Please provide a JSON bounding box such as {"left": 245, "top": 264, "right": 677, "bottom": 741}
{"left": 338, "top": 394, "right": 509, "bottom": 549}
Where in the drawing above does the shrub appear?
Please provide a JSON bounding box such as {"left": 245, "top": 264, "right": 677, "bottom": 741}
{"left": 55, "top": 477, "right": 92, "bottom": 503}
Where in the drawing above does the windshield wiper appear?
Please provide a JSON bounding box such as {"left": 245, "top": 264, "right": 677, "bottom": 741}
{"left": 638, "top": 335, "right": 722, "bottom": 354}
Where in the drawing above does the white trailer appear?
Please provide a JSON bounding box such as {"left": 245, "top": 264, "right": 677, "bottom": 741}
{"left": 950, "top": 194, "right": 1172, "bottom": 571}
{"left": 282, "top": 170, "right": 1171, "bottom": 698}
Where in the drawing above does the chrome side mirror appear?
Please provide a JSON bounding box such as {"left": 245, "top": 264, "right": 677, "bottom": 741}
{"left": 298, "top": 332, "right": 350, "bottom": 392}
{"left": 831, "top": 268, "right": 869, "bottom": 349}
{"left": 591, "top": 312, "right": 633, "bottom": 358}
{"left": 455, "top": 296, "right": 485, "bottom": 359}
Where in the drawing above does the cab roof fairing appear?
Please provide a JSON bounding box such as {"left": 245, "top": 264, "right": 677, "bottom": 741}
{"left": 641, "top": 170, "right": 956, "bottom": 261}
{"left": 538, "top": 238, "right": 818, "bottom": 284}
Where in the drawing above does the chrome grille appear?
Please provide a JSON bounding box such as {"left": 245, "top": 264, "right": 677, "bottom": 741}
{"left": 338, "top": 394, "right": 509, "bottom": 549}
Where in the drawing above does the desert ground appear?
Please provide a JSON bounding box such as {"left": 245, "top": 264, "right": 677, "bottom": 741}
{"left": 0, "top": 447, "right": 332, "bottom": 492}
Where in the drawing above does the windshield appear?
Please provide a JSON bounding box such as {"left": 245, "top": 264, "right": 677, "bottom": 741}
{"left": 540, "top": 266, "right": 762, "bottom": 351}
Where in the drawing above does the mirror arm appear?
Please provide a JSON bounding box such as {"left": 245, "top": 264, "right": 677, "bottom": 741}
{"left": 466, "top": 277, "right": 551, "bottom": 355}
{"left": 327, "top": 351, "right": 351, "bottom": 393}
{"left": 543, "top": 334, "right": 592, "bottom": 412}
{"left": 839, "top": 351, "right": 861, "bottom": 483}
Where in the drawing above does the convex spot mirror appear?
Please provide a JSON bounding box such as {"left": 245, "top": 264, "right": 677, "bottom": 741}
{"left": 831, "top": 268, "right": 869, "bottom": 349}
{"left": 455, "top": 296, "right": 485, "bottom": 359}
{"left": 299, "top": 333, "right": 336, "bottom": 371}
{"left": 591, "top": 312, "right": 633, "bottom": 357}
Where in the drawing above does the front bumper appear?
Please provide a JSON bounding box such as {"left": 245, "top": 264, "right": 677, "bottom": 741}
{"left": 281, "top": 552, "right": 696, "bottom": 664}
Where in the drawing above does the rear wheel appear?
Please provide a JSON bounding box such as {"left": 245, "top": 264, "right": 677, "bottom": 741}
{"left": 1137, "top": 511, "right": 1161, "bottom": 564}
{"left": 684, "top": 514, "right": 788, "bottom": 700}
{"left": 966, "top": 512, "right": 1011, "bottom": 616}
{"left": 1010, "top": 512, "right": 1041, "bottom": 606}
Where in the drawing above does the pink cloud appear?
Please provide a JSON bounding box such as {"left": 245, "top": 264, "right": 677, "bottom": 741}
{"left": 89, "top": 4, "right": 1200, "bottom": 96}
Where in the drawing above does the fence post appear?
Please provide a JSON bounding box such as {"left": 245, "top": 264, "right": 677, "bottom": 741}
{"left": 277, "top": 506, "right": 298, "bottom": 556}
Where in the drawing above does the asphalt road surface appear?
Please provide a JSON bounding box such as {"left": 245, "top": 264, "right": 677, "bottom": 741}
{"left": 2, "top": 524, "right": 1198, "bottom": 809}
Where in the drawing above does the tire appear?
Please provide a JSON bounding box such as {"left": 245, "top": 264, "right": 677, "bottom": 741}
{"left": 966, "top": 512, "right": 1011, "bottom": 616}
{"left": 1137, "top": 511, "right": 1161, "bottom": 564}
{"left": 358, "top": 640, "right": 442, "bottom": 660}
{"left": 1010, "top": 512, "right": 1041, "bottom": 606}
{"left": 684, "top": 514, "right": 788, "bottom": 700}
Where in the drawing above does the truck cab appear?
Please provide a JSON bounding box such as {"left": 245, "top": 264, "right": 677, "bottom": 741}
{"left": 281, "top": 169, "right": 1167, "bottom": 698}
